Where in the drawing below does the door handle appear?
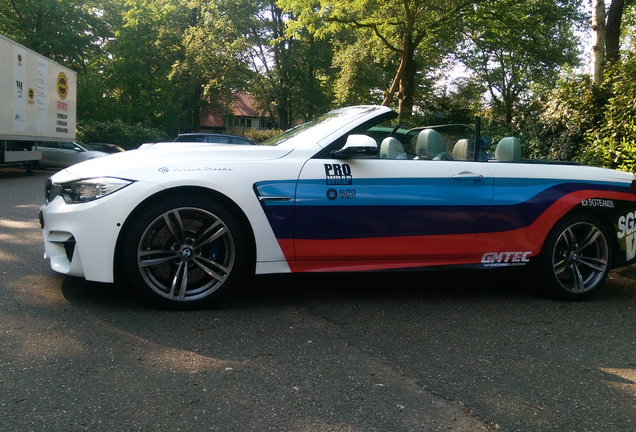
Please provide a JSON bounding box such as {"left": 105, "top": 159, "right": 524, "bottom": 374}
{"left": 452, "top": 172, "right": 483, "bottom": 181}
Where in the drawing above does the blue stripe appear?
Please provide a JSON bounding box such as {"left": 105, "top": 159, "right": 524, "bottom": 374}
{"left": 296, "top": 177, "right": 494, "bottom": 207}
{"left": 255, "top": 179, "right": 631, "bottom": 240}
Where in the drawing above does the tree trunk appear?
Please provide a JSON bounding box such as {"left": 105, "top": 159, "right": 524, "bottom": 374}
{"left": 382, "top": 36, "right": 417, "bottom": 123}
{"left": 591, "top": 0, "right": 606, "bottom": 85}
{"left": 398, "top": 52, "right": 417, "bottom": 123}
{"left": 606, "top": 0, "right": 626, "bottom": 64}
{"left": 382, "top": 65, "right": 402, "bottom": 108}
{"left": 191, "top": 85, "right": 203, "bottom": 132}
{"left": 277, "top": 98, "right": 290, "bottom": 130}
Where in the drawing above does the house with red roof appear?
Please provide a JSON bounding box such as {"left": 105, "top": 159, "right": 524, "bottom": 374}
{"left": 199, "top": 94, "right": 272, "bottom": 135}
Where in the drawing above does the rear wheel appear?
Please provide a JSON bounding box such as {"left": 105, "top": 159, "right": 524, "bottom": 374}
{"left": 122, "top": 194, "right": 246, "bottom": 308}
{"left": 541, "top": 214, "right": 611, "bottom": 299}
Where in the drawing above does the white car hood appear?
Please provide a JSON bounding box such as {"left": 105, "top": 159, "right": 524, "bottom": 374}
{"left": 60, "top": 144, "right": 293, "bottom": 181}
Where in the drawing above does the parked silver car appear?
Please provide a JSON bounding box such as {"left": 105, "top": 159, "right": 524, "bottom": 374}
{"left": 38, "top": 141, "right": 108, "bottom": 168}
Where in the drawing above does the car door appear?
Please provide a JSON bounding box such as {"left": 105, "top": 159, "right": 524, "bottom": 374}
{"left": 39, "top": 141, "right": 61, "bottom": 167}
{"left": 56, "top": 142, "right": 83, "bottom": 167}
{"left": 294, "top": 156, "right": 494, "bottom": 263}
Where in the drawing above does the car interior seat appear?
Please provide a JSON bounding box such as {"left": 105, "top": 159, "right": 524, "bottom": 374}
{"left": 452, "top": 139, "right": 470, "bottom": 161}
{"left": 495, "top": 137, "right": 521, "bottom": 162}
{"left": 415, "top": 129, "right": 451, "bottom": 160}
{"left": 379, "top": 137, "right": 407, "bottom": 159}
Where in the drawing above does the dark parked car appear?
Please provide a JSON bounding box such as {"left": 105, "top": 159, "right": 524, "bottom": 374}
{"left": 38, "top": 141, "right": 108, "bottom": 168}
{"left": 173, "top": 133, "right": 256, "bottom": 145}
{"left": 85, "top": 143, "right": 126, "bottom": 153}
{"left": 138, "top": 133, "right": 256, "bottom": 149}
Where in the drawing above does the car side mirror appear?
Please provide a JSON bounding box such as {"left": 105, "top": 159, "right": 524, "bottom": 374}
{"left": 331, "top": 134, "right": 378, "bottom": 158}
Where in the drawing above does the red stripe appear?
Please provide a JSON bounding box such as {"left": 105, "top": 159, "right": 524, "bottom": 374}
{"left": 274, "top": 190, "right": 636, "bottom": 273}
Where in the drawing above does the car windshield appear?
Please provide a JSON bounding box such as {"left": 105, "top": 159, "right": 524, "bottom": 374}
{"left": 262, "top": 106, "right": 391, "bottom": 148}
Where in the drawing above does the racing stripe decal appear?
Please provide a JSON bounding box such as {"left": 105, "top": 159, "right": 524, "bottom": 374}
{"left": 255, "top": 178, "right": 636, "bottom": 270}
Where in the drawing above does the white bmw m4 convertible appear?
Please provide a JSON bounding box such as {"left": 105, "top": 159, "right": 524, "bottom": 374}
{"left": 40, "top": 106, "right": 636, "bottom": 307}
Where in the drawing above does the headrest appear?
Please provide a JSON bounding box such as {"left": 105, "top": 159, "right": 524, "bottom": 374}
{"left": 495, "top": 137, "right": 521, "bottom": 162}
{"left": 415, "top": 129, "right": 446, "bottom": 159}
{"left": 380, "top": 137, "right": 405, "bottom": 159}
{"left": 452, "top": 139, "right": 470, "bottom": 160}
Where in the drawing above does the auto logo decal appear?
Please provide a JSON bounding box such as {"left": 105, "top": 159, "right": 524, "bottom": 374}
{"left": 326, "top": 188, "right": 338, "bottom": 200}
{"left": 159, "top": 167, "right": 169, "bottom": 174}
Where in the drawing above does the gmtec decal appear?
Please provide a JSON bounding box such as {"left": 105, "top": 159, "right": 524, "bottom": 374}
{"left": 481, "top": 251, "right": 531, "bottom": 267}
{"left": 617, "top": 211, "right": 636, "bottom": 260}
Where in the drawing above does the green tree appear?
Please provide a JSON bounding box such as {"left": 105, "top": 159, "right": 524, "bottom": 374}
{"left": 459, "top": 0, "right": 582, "bottom": 125}
{"left": 101, "top": 0, "right": 185, "bottom": 130}
{"left": 221, "top": 0, "right": 333, "bottom": 129}
{"left": 517, "top": 73, "right": 606, "bottom": 161}
{"left": 583, "top": 53, "right": 636, "bottom": 171}
{"left": 168, "top": 1, "right": 253, "bottom": 132}
{"left": 330, "top": 29, "right": 395, "bottom": 106}
{"left": 93, "top": 0, "right": 253, "bottom": 134}
{"left": 591, "top": 0, "right": 634, "bottom": 85}
{"left": 0, "top": 0, "right": 105, "bottom": 71}
{"left": 281, "top": 0, "right": 474, "bottom": 122}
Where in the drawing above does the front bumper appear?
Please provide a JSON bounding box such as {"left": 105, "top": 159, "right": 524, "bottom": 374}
{"left": 40, "top": 180, "right": 163, "bottom": 282}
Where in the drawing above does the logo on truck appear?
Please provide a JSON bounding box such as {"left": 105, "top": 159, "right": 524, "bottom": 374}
{"left": 57, "top": 72, "right": 68, "bottom": 100}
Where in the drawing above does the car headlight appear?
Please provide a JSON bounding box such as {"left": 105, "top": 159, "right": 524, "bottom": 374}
{"left": 45, "top": 177, "right": 133, "bottom": 204}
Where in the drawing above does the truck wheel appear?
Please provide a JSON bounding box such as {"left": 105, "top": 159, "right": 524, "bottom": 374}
{"left": 541, "top": 214, "right": 611, "bottom": 300}
{"left": 122, "top": 194, "right": 246, "bottom": 308}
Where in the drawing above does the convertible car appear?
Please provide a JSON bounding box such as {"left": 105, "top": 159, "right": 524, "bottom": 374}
{"left": 40, "top": 106, "right": 636, "bottom": 307}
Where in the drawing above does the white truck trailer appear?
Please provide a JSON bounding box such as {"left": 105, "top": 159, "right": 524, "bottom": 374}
{"left": 0, "top": 34, "right": 76, "bottom": 174}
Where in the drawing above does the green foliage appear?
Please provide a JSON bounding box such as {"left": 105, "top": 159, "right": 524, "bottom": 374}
{"left": 330, "top": 28, "right": 397, "bottom": 106}
{"left": 100, "top": 0, "right": 190, "bottom": 131}
{"left": 415, "top": 78, "right": 486, "bottom": 126}
{"left": 243, "top": 128, "right": 284, "bottom": 143}
{"left": 5, "top": 0, "right": 630, "bottom": 162}
{"left": 517, "top": 73, "right": 606, "bottom": 161}
{"left": 281, "top": 0, "right": 474, "bottom": 120}
{"left": 0, "top": 0, "right": 107, "bottom": 71}
{"left": 583, "top": 135, "right": 636, "bottom": 171}
{"left": 459, "top": 0, "right": 583, "bottom": 125}
{"left": 77, "top": 120, "right": 167, "bottom": 149}
{"left": 582, "top": 54, "right": 636, "bottom": 172}
{"left": 514, "top": 49, "right": 636, "bottom": 172}
{"left": 248, "top": 1, "right": 334, "bottom": 129}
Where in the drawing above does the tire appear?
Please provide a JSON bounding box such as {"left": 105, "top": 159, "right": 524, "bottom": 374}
{"left": 122, "top": 194, "right": 246, "bottom": 308}
{"left": 541, "top": 214, "right": 611, "bottom": 300}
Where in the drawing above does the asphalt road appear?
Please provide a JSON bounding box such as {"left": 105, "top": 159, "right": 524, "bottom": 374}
{"left": 1, "top": 166, "right": 635, "bottom": 432}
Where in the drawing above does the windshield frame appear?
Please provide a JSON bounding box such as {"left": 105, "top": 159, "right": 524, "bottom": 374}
{"left": 262, "top": 106, "right": 395, "bottom": 149}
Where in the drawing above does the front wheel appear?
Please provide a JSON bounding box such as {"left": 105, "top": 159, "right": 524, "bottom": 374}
{"left": 541, "top": 214, "right": 611, "bottom": 300}
{"left": 122, "top": 194, "right": 246, "bottom": 308}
